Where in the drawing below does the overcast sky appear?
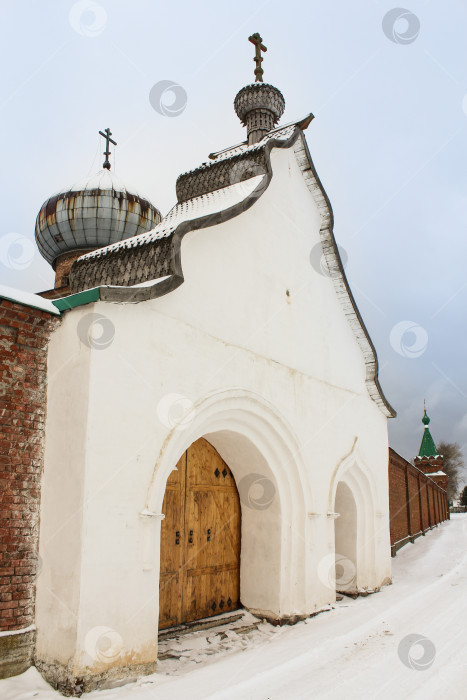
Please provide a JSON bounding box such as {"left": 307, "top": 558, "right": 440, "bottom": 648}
{"left": 1, "top": 0, "right": 466, "bottom": 489}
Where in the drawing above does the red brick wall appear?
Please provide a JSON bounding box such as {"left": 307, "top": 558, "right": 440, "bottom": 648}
{"left": 0, "top": 299, "right": 60, "bottom": 632}
{"left": 407, "top": 472, "right": 420, "bottom": 535}
{"left": 38, "top": 249, "right": 94, "bottom": 300}
{"left": 388, "top": 448, "right": 449, "bottom": 555}
{"left": 420, "top": 480, "right": 428, "bottom": 531}
{"left": 388, "top": 450, "right": 409, "bottom": 545}
{"left": 54, "top": 249, "right": 92, "bottom": 289}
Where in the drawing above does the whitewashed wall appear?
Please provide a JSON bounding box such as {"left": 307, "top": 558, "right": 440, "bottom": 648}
{"left": 36, "top": 145, "right": 391, "bottom": 688}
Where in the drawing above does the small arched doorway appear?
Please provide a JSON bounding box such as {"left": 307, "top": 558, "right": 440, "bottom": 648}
{"left": 334, "top": 481, "right": 357, "bottom": 593}
{"left": 159, "top": 438, "right": 241, "bottom": 629}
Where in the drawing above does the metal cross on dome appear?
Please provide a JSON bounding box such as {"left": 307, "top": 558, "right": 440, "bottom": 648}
{"left": 249, "top": 32, "right": 267, "bottom": 82}
{"left": 98, "top": 127, "right": 117, "bottom": 170}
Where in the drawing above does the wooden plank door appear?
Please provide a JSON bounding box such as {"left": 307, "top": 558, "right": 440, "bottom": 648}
{"left": 183, "top": 439, "right": 241, "bottom": 622}
{"left": 158, "top": 438, "right": 241, "bottom": 629}
{"left": 158, "top": 451, "right": 185, "bottom": 630}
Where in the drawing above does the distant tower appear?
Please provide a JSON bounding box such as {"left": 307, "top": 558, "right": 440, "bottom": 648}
{"left": 35, "top": 129, "right": 161, "bottom": 299}
{"left": 414, "top": 406, "right": 448, "bottom": 489}
{"left": 234, "top": 33, "right": 285, "bottom": 145}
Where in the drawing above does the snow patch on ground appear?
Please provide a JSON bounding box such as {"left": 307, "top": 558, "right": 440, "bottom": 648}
{"left": 157, "top": 611, "right": 281, "bottom": 675}
{"left": 2, "top": 515, "right": 466, "bottom": 700}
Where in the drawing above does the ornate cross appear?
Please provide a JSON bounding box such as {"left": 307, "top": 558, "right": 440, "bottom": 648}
{"left": 98, "top": 128, "right": 117, "bottom": 170}
{"left": 249, "top": 33, "right": 267, "bottom": 82}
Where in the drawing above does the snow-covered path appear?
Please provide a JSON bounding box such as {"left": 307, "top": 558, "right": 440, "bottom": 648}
{"left": 3, "top": 515, "right": 467, "bottom": 700}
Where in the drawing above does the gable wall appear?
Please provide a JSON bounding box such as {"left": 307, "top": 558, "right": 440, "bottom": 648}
{"left": 35, "top": 142, "right": 393, "bottom": 690}
{"left": 157, "top": 146, "right": 369, "bottom": 397}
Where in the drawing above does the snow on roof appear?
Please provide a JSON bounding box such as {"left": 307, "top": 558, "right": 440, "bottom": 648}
{"left": 429, "top": 471, "right": 447, "bottom": 477}
{"left": 0, "top": 285, "right": 60, "bottom": 315}
{"left": 78, "top": 174, "right": 265, "bottom": 262}
{"left": 77, "top": 121, "right": 308, "bottom": 266}
{"left": 178, "top": 124, "right": 298, "bottom": 177}
{"left": 207, "top": 116, "right": 313, "bottom": 161}
{"left": 52, "top": 168, "right": 153, "bottom": 202}
{"left": 129, "top": 276, "right": 171, "bottom": 288}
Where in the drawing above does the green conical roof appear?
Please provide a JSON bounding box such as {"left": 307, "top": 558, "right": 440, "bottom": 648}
{"left": 418, "top": 409, "right": 439, "bottom": 457}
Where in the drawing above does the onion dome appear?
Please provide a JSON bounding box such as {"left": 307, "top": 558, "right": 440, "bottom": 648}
{"left": 35, "top": 168, "right": 161, "bottom": 267}
{"left": 234, "top": 83, "right": 285, "bottom": 145}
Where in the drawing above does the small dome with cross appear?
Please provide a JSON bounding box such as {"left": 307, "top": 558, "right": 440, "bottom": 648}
{"left": 234, "top": 33, "right": 285, "bottom": 145}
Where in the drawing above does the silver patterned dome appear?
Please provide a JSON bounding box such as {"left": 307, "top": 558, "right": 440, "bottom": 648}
{"left": 35, "top": 168, "right": 162, "bottom": 266}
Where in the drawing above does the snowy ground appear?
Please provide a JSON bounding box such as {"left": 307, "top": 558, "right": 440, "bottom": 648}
{"left": 3, "top": 514, "right": 466, "bottom": 700}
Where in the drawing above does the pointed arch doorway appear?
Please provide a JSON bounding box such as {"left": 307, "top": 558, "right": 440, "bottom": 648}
{"left": 334, "top": 481, "right": 358, "bottom": 593}
{"left": 159, "top": 438, "right": 241, "bottom": 629}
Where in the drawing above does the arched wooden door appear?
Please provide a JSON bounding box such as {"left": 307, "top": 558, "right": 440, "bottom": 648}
{"left": 159, "top": 438, "right": 241, "bottom": 629}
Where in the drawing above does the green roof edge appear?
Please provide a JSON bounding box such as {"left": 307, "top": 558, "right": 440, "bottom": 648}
{"left": 52, "top": 287, "right": 101, "bottom": 312}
